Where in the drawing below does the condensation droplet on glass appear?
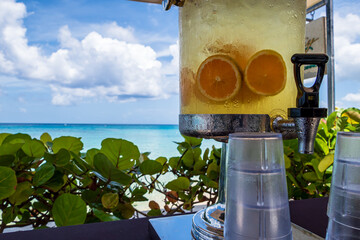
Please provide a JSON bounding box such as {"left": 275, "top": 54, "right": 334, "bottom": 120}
{"left": 224, "top": 100, "right": 231, "bottom": 108}
{"left": 233, "top": 100, "right": 239, "bottom": 108}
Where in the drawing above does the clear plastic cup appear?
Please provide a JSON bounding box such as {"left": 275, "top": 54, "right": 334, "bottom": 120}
{"left": 224, "top": 133, "right": 292, "bottom": 240}
{"left": 326, "top": 132, "right": 360, "bottom": 239}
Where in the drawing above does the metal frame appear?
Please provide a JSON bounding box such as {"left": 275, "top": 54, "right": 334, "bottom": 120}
{"left": 307, "top": 0, "right": 335, "bottom": 114}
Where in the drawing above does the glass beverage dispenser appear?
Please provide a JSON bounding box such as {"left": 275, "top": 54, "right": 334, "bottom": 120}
{"left": 132, "top": 0, "right": 328, "bottom": 239}
{"left": 177, "top": 0, "right": 327, "bottom": 156}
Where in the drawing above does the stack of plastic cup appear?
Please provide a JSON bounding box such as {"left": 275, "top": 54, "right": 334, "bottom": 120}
{"left": 224, "top": 133, "right": 292, "bottom": 240}
{"left": 326, "top": 132, "right": 360, "bottom": 239}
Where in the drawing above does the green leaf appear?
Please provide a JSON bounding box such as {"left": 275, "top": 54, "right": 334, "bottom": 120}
{"left": 284, "top": 154, "right": 291, "bottom": 169}
{"left": 100, "top": 138, "right": 140, "bottom": 170}
{"left": 175, "top": 141, "right": 191, "bottom": 154}
{"left": 165, "top": 177, "right": 190, "bottom": 191}
{"left": 343, "top": 108, "right": 360, "bottom": 122}
{"left": 33, "top": 201, "right": 50, "bottom": 212}
{"left": 0, "top": 166, "right": 17, "bottom": 200}
{"left": 318, "top": 154, "right": 334, "bottom": 172}
{"left": 311, "top": 158, "right": 323, "bottom": 179}
{"left": 2, "top": 207, "right": 17, "bottom": 225}
{"left": 81, "top": 189, "right": 101, "bottom": 204}
{"left": 33, "top": 162, "right": 55, "bottom": 187}
{"left": 9, "top": 181, "right": 34, "bottom": 205}
{"left": 71, "top": 152, "right": 91, "bottom": 172}
{"left": 169, "top": 157, "right": 180, "bottom": 169}
{"left": 52, "top": 193, "right": 87, "bottom": 227}
{"left": 3, "top": 133, "right": 31, "bottom": 144}
{"left": 200, "top": 175, "right": 218, "bottom": 188}
{"left": 132, "top": 187, "right": 147, "bottom": 196}
{"left": 0, "top": 133, "right": 11, "bottom": 145}
{"left": 132, "top": 195, "right": 148, "bottom": 201}
{"left": 147, "top": 209, "right": 162, "bottom": 217}
{"left": 0, "top": 142, "right": 24, "bottom": 156}
{"left": 211, "top": 146, "right": 221, "bottom": 159}
{"left": 101, "top": 192, "right": 119, "bottom": 209}
{"left": 45, "top": 149, "right": 71, "bottom": 167}
{"left": 303, "top": 171, "right": 318, "bottom": 181}
{"left": 155, "top": 157, "right": 167, "bottom": 165}
{"left": 329, "top": 134, "right": 337, "bottom": 150}
{"left": 203, "top": 148, "right": 210, "bottom": 162}
{"left": 40, "top": 132, "right": 52, "bottom": 145}
{"left": 20, "top": 156, "right": 35, "bottom": 165}
{"left": 21, "top": 139, "right": 46, "bottom": 158}
{"left": 182, "top": 135, "right": 202, "bottom": 147}
{"left": 43, "top": 171, "right": 66, "bottom": 192}
{"left": 305, "top": 183, "right": 317, "bottom": 195}
{"left": 207, "top": 161, "right": 219, "bottom": 180}
{"left": 93, "top": 208, "right": 120, "bottom": 222}
{"left": 337, "top": 116, "right": 349, "bottom": 131}
{"left": 286, "top": 172, "right": 300, "bottom": 188}
{"left": 182, "top": 149, "right": 195, "bottom": 168}
{"left": 93, "top": 153, "right": 132, "bottom": 186}
{"left": 85, "top": 148, "right": 100, "bottom": 166}
{"left": 194, "top": 160, "right": 206, "bottom": 171}
{"left": 52, "top": 136, "right": 83, "bottom": 154}
{"left": 318, "top": 121, "right": 330, "bottom": 138}
{"left": 139, "top": 160, "right": 163, "bottom": 175}
{"left": 314, "top": 137, "right": 329, "bottom": 155}
{"left": 326, "top": 111, "right": 337, "bottom": 131}
{"left": 19, "top": 210, "right": 30, "bottom": 223}
{"left": 0, "top": 155, "right": 15, "bottom": 167}
{"left": 326, "top": 165, "right": 333, "bottom": 174}
{"left": 116, "top": 203, "right": 134, "bottom": 219}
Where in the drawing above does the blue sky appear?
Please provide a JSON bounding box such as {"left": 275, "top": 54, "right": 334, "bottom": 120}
{"left": 0, "top": 0, "right": 359, "bottom": 124}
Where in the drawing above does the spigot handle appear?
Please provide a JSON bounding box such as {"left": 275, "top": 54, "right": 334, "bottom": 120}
{"left": 291, "top": 54, "right": 329, "bottom": 108}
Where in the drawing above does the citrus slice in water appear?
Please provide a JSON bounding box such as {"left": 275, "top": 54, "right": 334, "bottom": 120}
{"left": 245, "top": 50, "right": 286, "bottom": 96}
{"left": 196, "top": 55, "right": 242, "bottom": 101}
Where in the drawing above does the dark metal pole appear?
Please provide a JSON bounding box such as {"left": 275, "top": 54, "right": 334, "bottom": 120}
{"left": 326, "top": 0, "right": 335, "bottom": 114}
{"left": 217, "top": 142, "right": 227, "bottom": 204}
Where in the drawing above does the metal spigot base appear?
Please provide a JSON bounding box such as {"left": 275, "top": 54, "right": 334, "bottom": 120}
{"left": 191, "top": 204, "right": 225, "bottom": 240}
{"left": 179, "top": 114, "right": 271, "bottom": 142}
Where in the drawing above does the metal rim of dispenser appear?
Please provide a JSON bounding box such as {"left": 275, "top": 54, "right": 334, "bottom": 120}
{"left": 179, "top": 114, "right": 271, "bottom": 142}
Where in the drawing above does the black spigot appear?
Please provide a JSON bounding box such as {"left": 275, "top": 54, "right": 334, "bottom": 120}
{"left": 289, "top": 54, "right": 329, "bottom": 154}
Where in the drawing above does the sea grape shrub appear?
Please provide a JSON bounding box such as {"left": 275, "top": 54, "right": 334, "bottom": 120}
{"left": 0, "top": 132, "right": 221, "bottom": 232}
{"left": 284, "top": 107, "right": 360, "bottom": 200}
{"left": 0, "top": 107, "right": 359, "bottom": 231}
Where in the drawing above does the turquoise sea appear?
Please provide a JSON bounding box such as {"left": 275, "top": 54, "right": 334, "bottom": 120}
{"left": 0, "top": 124, "right": 221, "bottom": 158}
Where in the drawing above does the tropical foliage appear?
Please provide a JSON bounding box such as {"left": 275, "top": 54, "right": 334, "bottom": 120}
{"left": 0, "top": 132, "right": 220, "bottom": 232}
{"left": 0, "top": 107, "right": 359, "bottom": 232}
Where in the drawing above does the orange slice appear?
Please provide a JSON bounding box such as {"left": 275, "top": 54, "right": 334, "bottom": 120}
{"left": 196, "top": 55, "right": 242, "bottom": 101}
{"left": 245, "top": 50, "right": 286, "bottom": 96}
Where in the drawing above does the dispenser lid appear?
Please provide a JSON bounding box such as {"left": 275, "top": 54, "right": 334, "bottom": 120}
{"left": 130, "top": 0, "right": 324, "bottom": 10}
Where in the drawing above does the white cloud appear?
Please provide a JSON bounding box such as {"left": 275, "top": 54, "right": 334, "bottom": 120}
{"left": 334, "top": 13, "right": 360, "bottom": 81}
{"left": 92, "top": 22, "right": 138, "bottom": 43}
{"left": 0, "top": 0, "right": 178, "bottom": 106}
{"left": 343, "top": 93, "right": 360, "bottom": 102}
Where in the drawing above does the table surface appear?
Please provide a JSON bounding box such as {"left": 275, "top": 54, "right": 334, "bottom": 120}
{"left": 0, "top": 197, "right": 329, "bottom": 240}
